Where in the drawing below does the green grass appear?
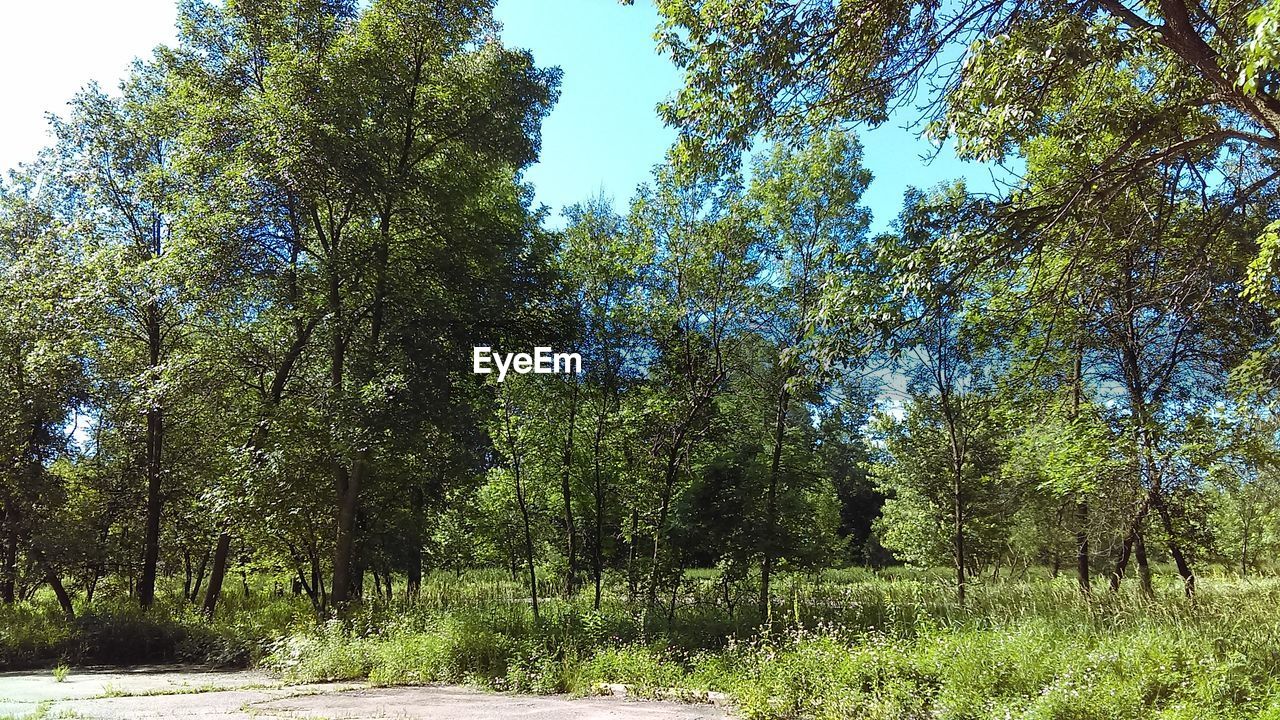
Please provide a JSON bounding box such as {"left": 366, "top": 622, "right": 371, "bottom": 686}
{"left": 0, "top": 588, "right": 313, "bottom": 669}
{"left": 257, "top": 570, "right": 1280, "bottom": 718}
{"left": 5, "top": 567, "right": 1280, "bottom": 718}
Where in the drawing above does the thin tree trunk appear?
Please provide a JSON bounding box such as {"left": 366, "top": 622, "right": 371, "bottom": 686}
{"left": 591, "top": 403, "right": 607, "bottom": 610}
{"left": 190, "top": 547, "right": 209, "bottom": 604}
{"left": 503, "top": 395, "right": 539, "bottom": 621}
{"left": 953, "top": 468, "right": 966, "bottom": 606}
{"left": 759, "top": 385, "right": 790, "bottom": 617}
{"left": 646, "top": 441, "right": 683, "bottom": 609}
{"left": 0, "top": 514, "right": 15, "bottom": 604}
{"left": 139, "top": 301, "right": 164, "bottom": 611}
{"left": 312, "top": 547, "right": 324, "bottom": 609}
{"left": 47, "top": 570, "right": 74, "bottom": 621}
{"left": 666, "top": 557, "right": 682, "bottom": 625}
{"left": 408, "top": 486, "right": 423, "bottom": 600}
{"left": 934, "top": 326, "right": 967, "bottom": 606}
{"left": 515, "top": 453, "right": 539, "bottom": 622}
{"left": 1241, "top": 519, "right": 1250, "bottom": 579}
{"left": 1134, "top": 530, "right": 1153, "bottom": 597}
{"left": 559, "top": 379, "right": 580, "bottom": 596}
{"left": 1076, "top": 501, "right": 1090, "bottom": 594}
{"left": 1152, "top": 496, "right": 1195, "bottom": 596}
{"left": 407, "top": 549, "right": 422, "bottom": 600}
{"left": 1070, "top": 339, "right": 1090, "bottom": 595}
{"left": 626, "top": 508, "right": 639, "bottom": 601}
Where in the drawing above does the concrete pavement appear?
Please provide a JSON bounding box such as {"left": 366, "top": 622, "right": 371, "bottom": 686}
{"left": 0, "top": 667, "right": 730, "bottom": 719}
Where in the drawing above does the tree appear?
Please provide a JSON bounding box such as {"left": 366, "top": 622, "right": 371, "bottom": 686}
{"left": 744, "top": 130, "right": 872, "bottom": 614}
{"left": 0, "top": 178, "right": 92, "bottom": 617}
{"left": 560, "top": 197, "right": 648, "bottom": 608}
{"left": 653, "top": 0, "right": 1280, "bottom": 195}
{"left": 629, "top": 161, "right": 761, "bottom": 612}
{"left": 50, "top": 65, "right": 206, "bottom": 610}
{"left": 168, "top": 0, "right": 561, "bottom": 608}
{"left": 873, "top": 183, "right": 1008, "bottom": 603}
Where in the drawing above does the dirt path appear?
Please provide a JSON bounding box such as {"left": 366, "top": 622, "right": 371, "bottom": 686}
{"left": 0, "top": 666, "right": 730, "bottom": 719}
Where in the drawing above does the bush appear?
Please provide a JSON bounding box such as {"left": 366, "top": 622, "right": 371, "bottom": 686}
{"left": 7, "top": 569, "right": 1280, "bottom": 719}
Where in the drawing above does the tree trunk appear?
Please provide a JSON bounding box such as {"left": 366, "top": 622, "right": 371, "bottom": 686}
{"left": 953, "top": 469, "right": 966, "bottom": 606}
{"left": 1075, "top": 501, "right": 1090, "bottom": 594}
{"left": 1241, "top": 518, "right": 1250, "bottom": 579}
{"left": 1111, "top": 530, "right": 1133, "bottom": 592}
{"left": 350, "top": 556, "right": 365, "bottom": 602}
{"left": 1134, "top": 530, "right": 1153, "bottom": 597}
{"left": 139, "top": 301, "right": 164, "bottom": 611}
{"left": 559, "top": 379, "right": 580, "bottom": 595}
{"left": 646, "top": 440, "right": 684, "bottom": 610}
{"left": 202, "top": 532, "right": 232, "bottom": 617}
{"left": 331, "top": 454, "right": 367, "bottom": 606}
{"left": 759, "top": 385, "right": 790, "bottom": 618}
{"left": 1152, "top": 496, "right": 1195, "bottom": 597}
{"left": 591, "top": 404, "right": 607, "bottom": 610}
{"left": 626, "top": 509, "right": 639, "bottom": 601}
{"left": 47, "top": 570, "right": 74, "bottom": 621}
{"left": 407, "top": 550, "right": 422, "bottom": 600}
{"left": 503, "top": 396, "right": 538, "bottom": 621}
{"left": 190, "top": 547, "right": 209, "bottom": 604}
{"left": 0, "top": 515, "right": 16, "bottom": 604}
{"left": 516, "top": 454, "right": 538, "bottom": 622}
{"left": 1070, "top": 340, "right": 1090, "bottom": 595}
{"left": 408, "top": 486, "right": 423, "bottom": 600}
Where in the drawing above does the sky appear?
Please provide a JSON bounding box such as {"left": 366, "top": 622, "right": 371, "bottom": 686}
{"left": 0, "top": 0, "right": 1005, "bottom": 233}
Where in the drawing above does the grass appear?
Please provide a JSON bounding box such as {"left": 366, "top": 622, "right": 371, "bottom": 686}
{"left": 0, "top": 589, "right": 313, "bottom": 670}
{"left": 5, "top": 567, "right": 1280, "bottom": 718}
{"left": 0, "top": 702, "right": 51, "bottom": 720}
{"left": 267, "top": 569, "right": 1280, "bottom": 718}
{"left": 50, "top": 665, "right": 68, "bottom": 683}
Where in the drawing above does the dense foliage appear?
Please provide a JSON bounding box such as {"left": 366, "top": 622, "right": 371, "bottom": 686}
{"left": 6, "top": 0, "right": 1280, "bottom": 715}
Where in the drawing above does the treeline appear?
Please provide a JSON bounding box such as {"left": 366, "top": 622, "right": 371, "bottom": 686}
{"left": 5, "top": 0, "right": 1280, "bottom": 624}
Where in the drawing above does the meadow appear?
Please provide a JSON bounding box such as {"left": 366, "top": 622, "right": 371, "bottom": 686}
{"left": 3, "top": 567, "right": 1279, "bottom": 720}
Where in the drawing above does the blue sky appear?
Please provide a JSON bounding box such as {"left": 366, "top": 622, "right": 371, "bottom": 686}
{"left": 0, "top": 0, "right": 1009, "bottom": 234}
{"left": 493, "top": 0, "right": 1012, "bottom": 233}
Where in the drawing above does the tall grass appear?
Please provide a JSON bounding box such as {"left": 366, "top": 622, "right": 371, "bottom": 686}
{"left": 251, "top": 568, "right": 1280, "bottom": 718}
{"left": 5, "top": 567, "right": 1280, "bottom": 718}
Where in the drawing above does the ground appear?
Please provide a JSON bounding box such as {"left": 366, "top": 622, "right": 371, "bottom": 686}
{"left": 0, "top": 667, "right": 730, "bottom": 720}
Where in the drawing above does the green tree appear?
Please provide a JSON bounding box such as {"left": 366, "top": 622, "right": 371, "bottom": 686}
{"left": 744, "top": 130, "right": 872, "bottom": 614}
{"left": 0, "top": 178, "right": 92, "bottom": 617}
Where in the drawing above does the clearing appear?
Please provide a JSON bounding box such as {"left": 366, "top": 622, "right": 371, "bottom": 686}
{"left": 0, "top": 666, "right": 729, "bottom": 719}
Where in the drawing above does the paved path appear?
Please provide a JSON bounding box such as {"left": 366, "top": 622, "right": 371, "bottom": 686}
{"left": 0, "top": 666, "right": 730, "bottom": 719}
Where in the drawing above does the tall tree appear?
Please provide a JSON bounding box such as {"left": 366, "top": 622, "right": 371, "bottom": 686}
{"left": 168, "top": 0, "right": 560, "bottom": 607}
{"left": 744, "top": 130, "right": 871, "bottom": 614}
{"left": 51, "top": 66, "right": 202, "bottom": 609}
{"left": 560, "top": 198, "right": 648, "bottom": 608}
{"left": 630, "top": 162, "right": 760, "bottom": 611}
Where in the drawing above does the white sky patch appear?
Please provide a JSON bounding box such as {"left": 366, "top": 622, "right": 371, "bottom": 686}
{"left": 0, "top": 1, "right": 176, "bottom": 172}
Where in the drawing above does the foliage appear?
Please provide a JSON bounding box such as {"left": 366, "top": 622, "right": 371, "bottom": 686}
{"left": 4, "top": 0, "right": 1280, "bottom": 714}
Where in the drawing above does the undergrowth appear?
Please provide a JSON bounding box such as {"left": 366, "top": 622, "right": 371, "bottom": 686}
{"left": 6, "top": 569, "right": 1280, "bottom": 719}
